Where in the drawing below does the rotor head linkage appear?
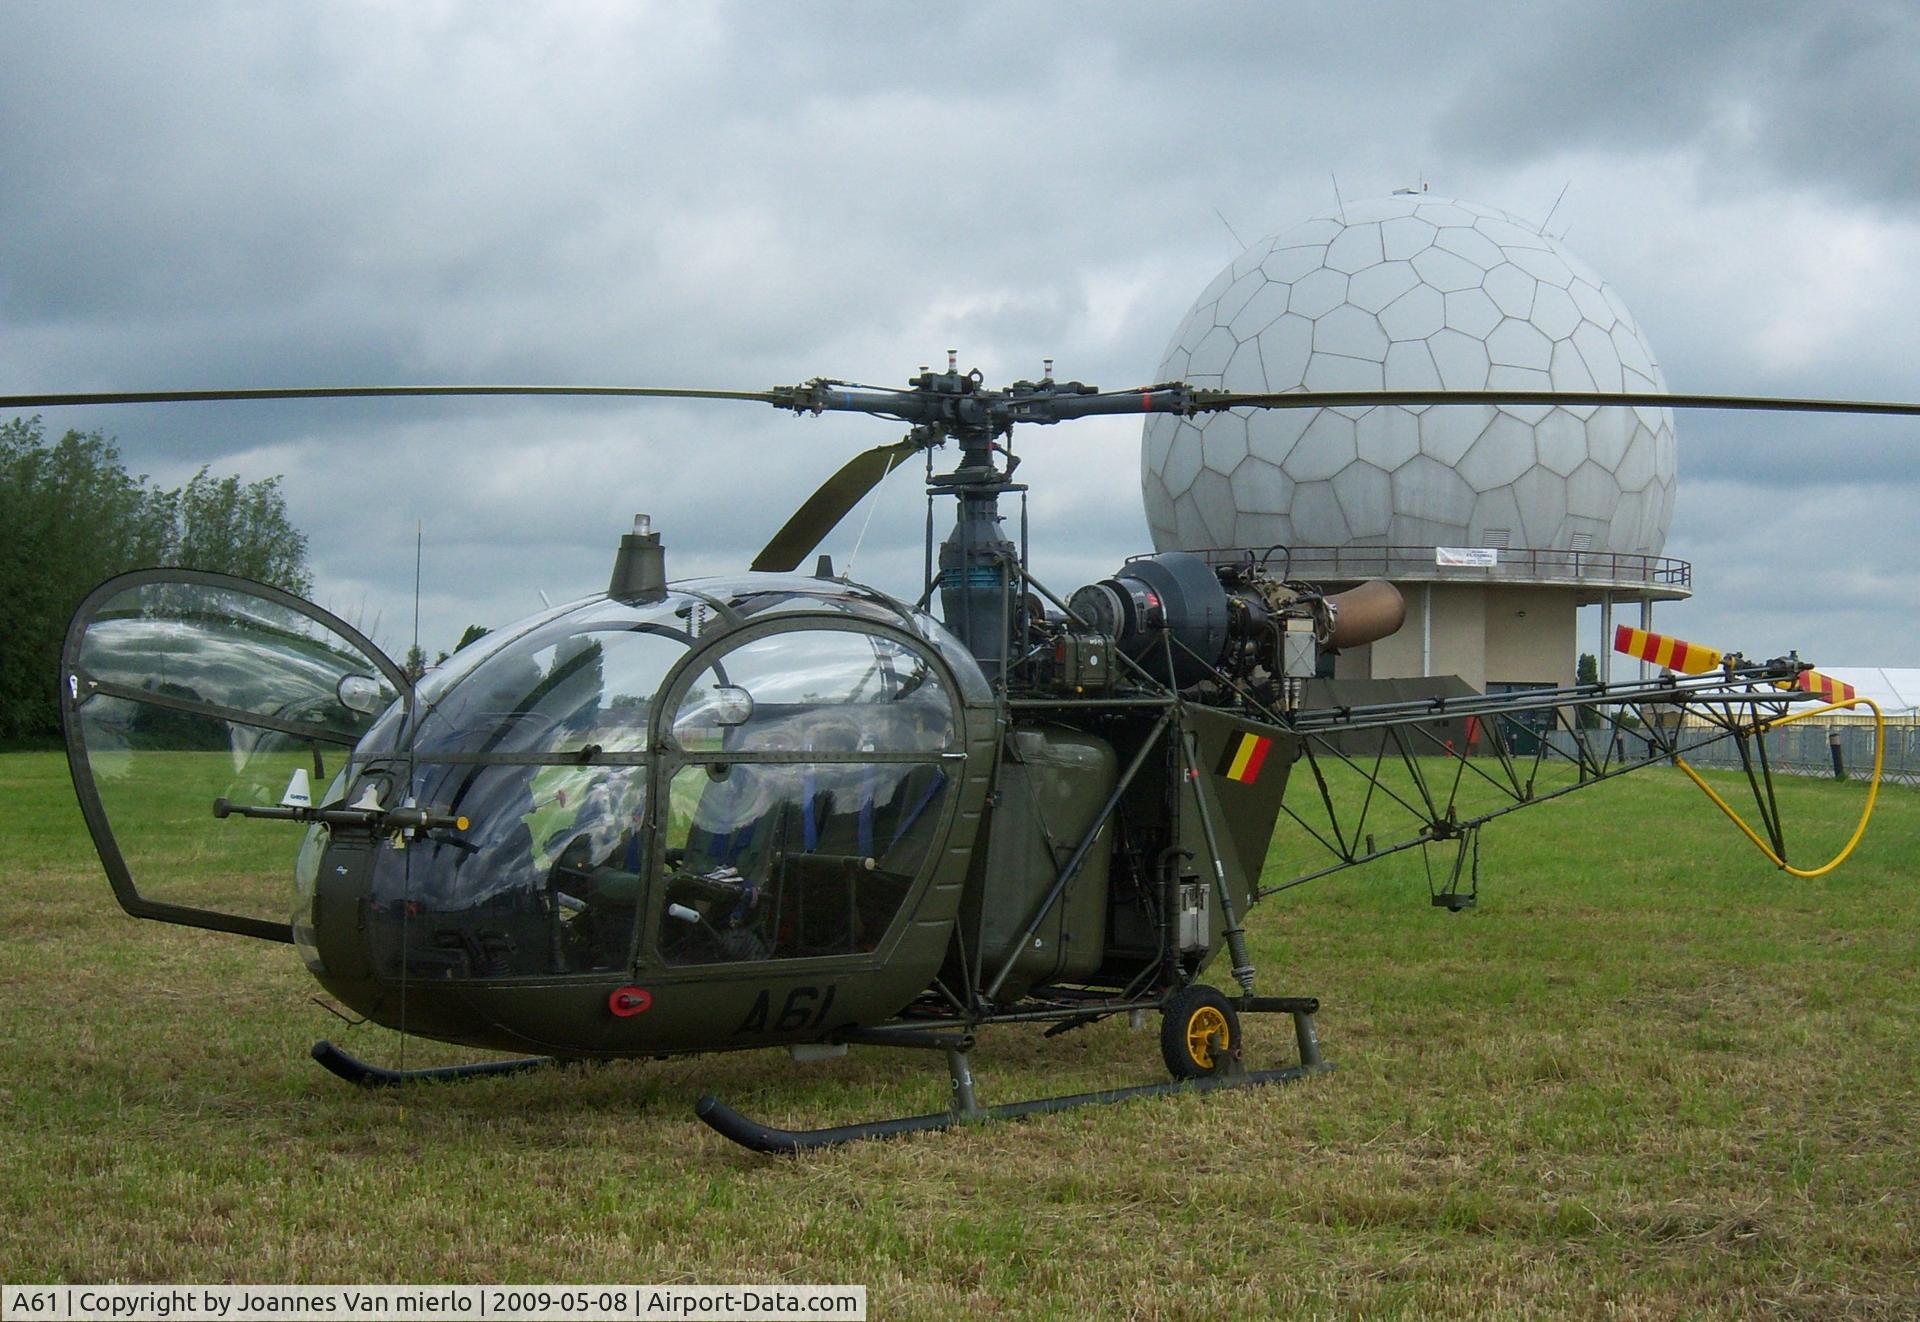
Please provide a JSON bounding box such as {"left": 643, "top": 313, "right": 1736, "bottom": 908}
{"left": 771, "top": 369, "right": 1197, "bottom": 457}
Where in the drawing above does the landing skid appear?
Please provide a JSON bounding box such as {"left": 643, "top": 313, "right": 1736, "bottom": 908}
{"left": 697, "top": 1063, "right": 1319, "bottom": 1153}
{"left": 311, "top": 1039, "right": 559, "bottom": 1088}
{"left": 697, "top": 997, "right": 1331, "bottom": 1153}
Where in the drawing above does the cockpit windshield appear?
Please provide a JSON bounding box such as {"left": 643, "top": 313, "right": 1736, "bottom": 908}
{"left": 310, "top": 583, "right": 976, "bottom": 983}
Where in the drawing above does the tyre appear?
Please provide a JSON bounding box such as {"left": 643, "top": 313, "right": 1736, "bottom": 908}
{"left": 1159, "top": 984, "right": 1240, "bottom": 1079}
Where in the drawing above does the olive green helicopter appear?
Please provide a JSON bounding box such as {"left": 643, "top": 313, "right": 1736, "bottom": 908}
{"left": 12, "top": 363, "right": 1911, "bottom": 1152}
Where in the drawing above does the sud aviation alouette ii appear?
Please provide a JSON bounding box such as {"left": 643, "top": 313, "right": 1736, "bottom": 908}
{"left": 12, "top": 360, "right": 1901, "bottom": 1151}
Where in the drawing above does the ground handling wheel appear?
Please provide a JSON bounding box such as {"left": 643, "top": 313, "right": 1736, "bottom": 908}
{"left": 1159, "top": 984, "right": 1241, "bottom": 1079}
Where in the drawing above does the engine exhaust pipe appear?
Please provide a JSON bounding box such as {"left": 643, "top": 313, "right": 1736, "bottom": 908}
{"left": 1318, "top": 579, "right": 1406, "bottom": 650}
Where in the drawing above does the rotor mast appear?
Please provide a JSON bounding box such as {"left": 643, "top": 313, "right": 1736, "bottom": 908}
{"left": 774, "top": 356, "right": 1196, "bottom": 666}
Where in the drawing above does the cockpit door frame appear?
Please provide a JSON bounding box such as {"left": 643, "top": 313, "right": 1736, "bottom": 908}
{"left": 635, "top": 611, "right": 969, "bottom": 975}
{"left": 61, "top": 567, "right": 411, "bottom": 943}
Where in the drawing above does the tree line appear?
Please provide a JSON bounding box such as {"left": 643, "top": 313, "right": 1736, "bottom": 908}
{"left": 0, "top": 417, "right": 313, "bottom": 744}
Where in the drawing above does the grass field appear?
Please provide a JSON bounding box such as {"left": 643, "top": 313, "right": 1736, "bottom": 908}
{"left": 2, "top": 748, "right": 1916, "bottom": 1318}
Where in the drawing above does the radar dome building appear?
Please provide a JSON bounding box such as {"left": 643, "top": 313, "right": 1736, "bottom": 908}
{"left": 1143, "top": 193, "right": 1689, "bottom": 693}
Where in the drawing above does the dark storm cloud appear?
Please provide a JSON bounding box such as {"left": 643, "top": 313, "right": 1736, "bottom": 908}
{"left": 0, "top": 1, "right": 1913, "bottom": 662}
{"left": 1435, "top": 0, "right": 1920, "bottom": 208}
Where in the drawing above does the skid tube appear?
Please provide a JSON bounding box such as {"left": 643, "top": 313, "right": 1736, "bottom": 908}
{"left": 311, "top": 1039, "right": 560, "bottom": 1087}
{"left": 695, "top": 997, "right": 1329, "bottom": 1154}
{"left": 696, "top": 1065, "right": 1317, "bottom": 1154}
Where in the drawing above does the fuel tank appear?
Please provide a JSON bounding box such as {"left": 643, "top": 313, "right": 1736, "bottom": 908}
{"left": 963, "top": 723, "right": 1117, "bottom": 1002}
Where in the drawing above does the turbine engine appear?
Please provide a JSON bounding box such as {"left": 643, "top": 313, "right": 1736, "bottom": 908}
{"left": 1062, "top": 551, "right": 1406, "bottom": 708}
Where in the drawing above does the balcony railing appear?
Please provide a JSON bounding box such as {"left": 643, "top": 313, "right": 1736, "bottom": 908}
{"left": 1192, "top": 544, "right": 1692, "bottom": 591}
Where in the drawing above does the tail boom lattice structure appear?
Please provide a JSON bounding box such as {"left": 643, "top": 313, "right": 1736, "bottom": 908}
{"left": 1265, "top": 655, "right": 1841, "bottom": 901}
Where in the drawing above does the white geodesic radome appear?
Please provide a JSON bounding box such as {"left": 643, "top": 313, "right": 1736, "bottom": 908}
{"left": 1143, "top": 194, "right": 1677, "bottom": 561}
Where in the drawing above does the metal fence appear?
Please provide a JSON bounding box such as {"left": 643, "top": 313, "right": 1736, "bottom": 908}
{"left": 1195, "top": 543, "right": 1693, "bottom": 590}
{"left": 1546, "top": 717, "right": 1920, "bottom": 787}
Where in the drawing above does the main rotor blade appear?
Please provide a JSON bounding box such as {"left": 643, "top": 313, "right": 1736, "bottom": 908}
{"left": 0, "top": 384, "right": 788, "bottom": 409}
{"left": 751, "top": 438, "right": 923, "bottom": 574}
{"left": 1193, "top": 388, "right": 1920, "bottom": 417}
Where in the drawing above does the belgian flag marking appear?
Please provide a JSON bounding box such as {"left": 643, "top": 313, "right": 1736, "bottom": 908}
{"left": 1216, "top": 731, "right": 1274, "bottom": 785}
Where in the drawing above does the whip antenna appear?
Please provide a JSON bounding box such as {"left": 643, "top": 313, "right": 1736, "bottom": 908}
{"left": 398, "top": 518, "right": 423, "bottom": 1109}
{"left": 843, "top": 448, "right": 905, "bottom": 581}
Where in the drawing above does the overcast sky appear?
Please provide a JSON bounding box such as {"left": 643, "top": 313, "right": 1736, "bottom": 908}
{"left": 4, "top": 1, "right": 1916, "bottom": 668}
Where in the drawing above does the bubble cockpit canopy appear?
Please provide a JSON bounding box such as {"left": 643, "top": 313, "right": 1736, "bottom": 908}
{"left": 304, "top": 578, "right": 984, "bottom": 981}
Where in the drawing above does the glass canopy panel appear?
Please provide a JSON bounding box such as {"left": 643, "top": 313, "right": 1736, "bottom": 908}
{"left": 658, "top": 623, "right": 959, "bottom": 965}
{"left": 340, "top": 594, "right": 706, "bottom": 979}
{"left": 659, "top": 759, "right": 949, "bottom": 965}
{"left": 76, "top": 695, "right": 347, "bottom": 926}
{"left": 680, "top": 576, "right": 992, "bottom": 703}
{"left": 64, "top": 572, "right": 399, "bottom": 938}
{"left": 354, "top": 760, "right": 649, "bottom": 980}
{"left": 75, "top": 579, "right": 399, "bottom": 737}
{"left": 670, "top": 628, "right": 958, "bottom": 756}
{"left": 397, "top": 595, "right": 705, "bottom": 760}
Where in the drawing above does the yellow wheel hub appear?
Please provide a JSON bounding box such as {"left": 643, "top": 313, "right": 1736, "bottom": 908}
{"left": 1185, "top": 1005, "right": 1230, "bottom": 1069}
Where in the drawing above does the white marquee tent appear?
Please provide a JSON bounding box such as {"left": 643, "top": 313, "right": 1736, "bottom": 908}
{"left": 1820, "top": 669, "right": 1920, "bottom": 715}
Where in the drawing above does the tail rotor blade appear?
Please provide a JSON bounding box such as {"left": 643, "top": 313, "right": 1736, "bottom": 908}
{"left": 1614, "top": 624, "right": 1723, "bottom": 675}
{"left": 751, "top": 438, "right": 923, "bottom": 573}
{"left": 1791, "top": 670, "right": 1859, "bottom": 704}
